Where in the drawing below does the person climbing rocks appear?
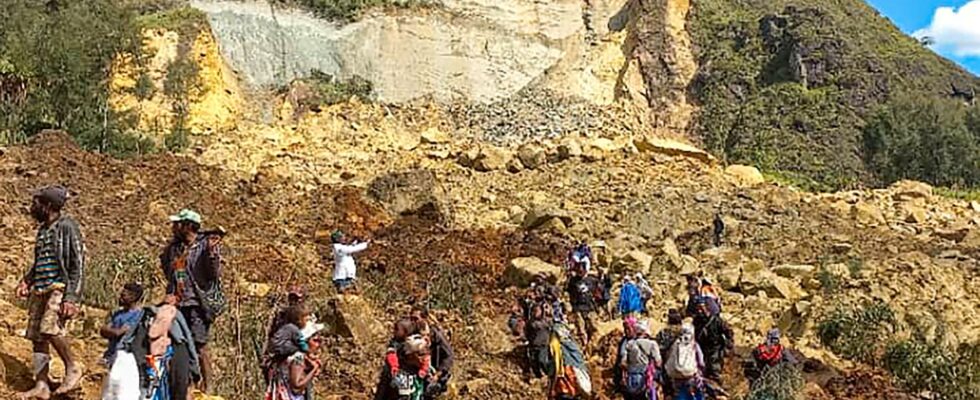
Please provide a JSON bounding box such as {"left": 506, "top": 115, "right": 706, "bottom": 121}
{"left": 748, "top": 328, "right": 797, "bottom": 383}
{"left": 655, "top": 309, "right": 685, "bottom": 398}
{"left": 566, "top": 242, "right": 593, "bottom": 275}
{"left": 692, "top": 299, "right": 733, "bottom": 382}
{"left": 16, "top": 185, "right": 85, "bottom": 399}
{"left": 665, "top": 323, "right": 706, "bottom": 400}
{"left": 161, "top": 208, "right": 224, "bottom": 393}
{"left": 618, "top": 275, "right": 645, "bottom": 317}
{"left": 265, "top": 304, "right": 323, "bottom": 400}
{"left": 331, "top": 230, "right": 370, "bottom": 294}
{"left": 565, "top": 266, "right": 600, "bottom": 348}
{"left": 685, "top": 275, "right": 720, "bottom": 317}
{"left": 101, "top": 283, "right": 145, "bottom": 366}
{"left": 619, "top": 320, "right": 661, "bottom": 400}
{"left": 712, "top": 213, "right": 724, "bottom": 247}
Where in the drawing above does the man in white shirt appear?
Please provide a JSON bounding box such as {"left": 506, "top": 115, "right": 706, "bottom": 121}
{"left": 331, "top": 230, "right": 369, "bottom": 294}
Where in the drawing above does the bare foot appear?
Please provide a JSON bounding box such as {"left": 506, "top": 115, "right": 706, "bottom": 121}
{"left": 52, "top": 366, "right": 82, "bottom": 395}
{"left": 17, "top": 382, "right": 50, "bottom": 400}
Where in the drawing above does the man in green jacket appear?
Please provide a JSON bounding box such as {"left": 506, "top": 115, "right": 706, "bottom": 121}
{"left": 17, "top": 185, "right": 85, "bottom": 399}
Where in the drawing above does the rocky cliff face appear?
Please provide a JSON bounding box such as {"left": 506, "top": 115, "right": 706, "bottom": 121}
{"left": 192, "top": 0, "right": 648, "bottom": 105}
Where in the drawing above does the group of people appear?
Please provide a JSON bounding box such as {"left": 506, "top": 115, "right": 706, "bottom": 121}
{"left": 509, "top": 242, "right": 798, "bottom": 400}
{"left": 17, "top": 186, "right": 226, "bottom": 400}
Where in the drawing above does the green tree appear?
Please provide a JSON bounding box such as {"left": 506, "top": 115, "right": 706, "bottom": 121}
{"left": 0, "top": 0, "right": 151, "bottom": 155}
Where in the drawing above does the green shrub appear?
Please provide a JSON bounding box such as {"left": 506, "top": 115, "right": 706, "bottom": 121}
{"left": 884, "top": 339, "right": 980, "bottom": 400}
{"left": 815, "top": 265, "right": 840, "bottom": 294}
{"left": 279, "top": 0, "right": 433, "bottom": 22}
{"left": 299, "top": 70, "right": 373, "bottom": 106}
{"left": 817, "top": 301, "right": 895, "bottom": 365}
{"left": 745, "top": 364, "right": 805, "bottom": 400}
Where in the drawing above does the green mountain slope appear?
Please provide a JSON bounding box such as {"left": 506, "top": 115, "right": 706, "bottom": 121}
{"left": 688, "top": 0, "right": 980, "bottom": 190}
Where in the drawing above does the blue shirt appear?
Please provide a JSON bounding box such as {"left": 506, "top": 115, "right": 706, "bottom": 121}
{"left": 104, "top": 308, "right": 143, "bottom": 365}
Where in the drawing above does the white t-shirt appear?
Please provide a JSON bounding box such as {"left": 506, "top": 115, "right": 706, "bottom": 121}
{"left": 332, "top": 242, "right": 369, "bottom": 281}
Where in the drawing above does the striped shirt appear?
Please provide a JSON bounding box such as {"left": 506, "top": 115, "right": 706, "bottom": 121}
{"left": 32, "top": 224, "right": 65, "bottom": 293}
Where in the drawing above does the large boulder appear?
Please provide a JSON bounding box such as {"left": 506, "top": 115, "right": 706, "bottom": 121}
{"left": 322, "top": 295, "right": 386, "bottom": 346}
{"left": 852, "top": 202, "right": 886, "bottom": 226}
{"left": 421, "top": 127, "right": 450, "bottom": 144}
{"left": 633, "top": 136, "right": 715, "bottom": 163}
{"left": 771, "top": 264, "right": 816, "bottom": 280}
{"left": 521, "top": 204, "right": 573, "bottom": 231}
{"left": 724, "top": 165, "right": 765, "bottom": 186}
{"left": 506, "top": 257, "right": 562, "bottom": 287}
{"left": 890, "top": 180, "right": 933, "bottom": 201}
{"left": 616, "top": 250, "right": 653, "bottom": 273}
{"left": 367, "top": 169, "right": 453, "bottom": 223}
{"left": 740, "top": 269, "right": 808, "bottom": 301}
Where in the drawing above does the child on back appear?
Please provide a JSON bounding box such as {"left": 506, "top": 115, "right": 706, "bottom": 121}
{"left": 269, "top": 305, "right": 312, "bottom": 361}
{"left": 385, "top": 318, "right": 432, "bottom": 379}
{"left": 101, "top": 283, "right": 145, "bottom": 366}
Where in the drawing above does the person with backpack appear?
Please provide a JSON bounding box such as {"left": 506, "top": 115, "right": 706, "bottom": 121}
{"left": 160, "top": 208, "right": 224, "bottom": 393}
{"left": 692, "top": 299, "right": 733, "bottom": 382}
{"left": 16, "top": 186, "right": 86, "bottom": 399}
{"left": 565, "top": 266, "right": 600, "bottom": 349}
{"left": 618, "top": 276, "right": 645, "bottom": 317}
{"left": 665, "top": 323, "right": 706, "bottom": 400}
{"left": 685, "top": 275, "right": 721, "bottom": 317}
{"left": 748, "top": 328, "right": 796, "bottom": 383}
{"left": 566, "top": 242, "right": 594, "bottom": 275}
{"left": 331, "top": 230, "right": 370, "bottom": 294}
{"left": 634, "top": 273, "right": 654, "bottom": 313}
{"left": 619, "top": 320, "right": 661, "bottom": 400}
{"left": 654, "top": 309, "right": 684, "bottom": 398}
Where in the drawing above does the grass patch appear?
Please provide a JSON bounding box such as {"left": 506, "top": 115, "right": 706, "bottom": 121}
{"left": 294, "top": 70, "right": 374, "bottom": 107}
{"left": 136, "top": 6, "right": 209, "bottom": 38}
{"left": 936, "top": 187, "right": 980, "bottom": 202}
{"left": 278, "top": 0, "right": 434, "bottom": 22}
{"left": 817, "top": 301, "right": 895, "bottom": 365}
{"left": 884, "top": 338, "right": 980, "bottom": 400}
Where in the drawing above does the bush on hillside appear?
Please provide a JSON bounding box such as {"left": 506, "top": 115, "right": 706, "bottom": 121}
{"left": 0, "top": 0, "right": 153, "bottom": 156}
{"left": 744, "top": 364, "right": 805, "bottom": 400}
{"left": 862, "top": 96, "right": 980, "bottom": 188}
{"left": 84, "top": 252, "right": 163, "bottom": 310}
{"left": 817, "top": 301, "right": 895, "bottom": 365}
{"left": 277, "top": 0, "right": 433, "bottom": 22}
{"left": 884, "top": 337, "right": 980, "bottom": 400}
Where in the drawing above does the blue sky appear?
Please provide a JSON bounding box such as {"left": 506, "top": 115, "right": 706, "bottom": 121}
{"left": 867, "top": 0, "right": 980, "bottom": 75}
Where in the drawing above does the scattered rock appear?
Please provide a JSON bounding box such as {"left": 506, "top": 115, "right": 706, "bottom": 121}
{"left": 420, "top": 127, "right": 450, "bottom": 144}
{"left": 473, "top": 146, "right": 512, "bottom": 172}
{"left": 426, "top": 149, "right": 451, "bottom": 159}
{"left": 890, "top": 180, "right": 933, "bottom": 201}
{"left": 461, "top": 378, "right": 491, "bottom": 395}
{"left": 243, "top": 282, "right": 271, "bottom": 298}
{"left": 903, "top": 205, "right": 928, "bottom": 224}
{"left": 772, "top": 264, "right": 816, "bottom": 279}
{"left": 557, "top": 138, "right": 583, "bottom": 160}
{"left": 963, "top": 229, "right": 980, "bottom": 249}
{"left": 970, "top": 201, "right": 980, "bottom": 213}
{"left": 725, "top": 165, "right": 765, "bottom": 186}
{"left": 517, "top": 144, "right": 547, "bottom": 169}
{"left": 661, "top": 237, "right": 683, "bottom": 270}
{"left": 506, "top": 158, "right": 524, "bottom": 173}
{"left": 506, "top": 257, "right": 561, "bottom": 287}
{"left": 322, "top": 295, "right": 385, "bottom": 346}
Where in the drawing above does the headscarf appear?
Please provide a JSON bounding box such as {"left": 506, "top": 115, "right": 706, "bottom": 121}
{"left": 766, "top": 328, "right": 781, "bottom": 346}
{"left": 678, "top": 323, "right": 695, "bottom": 345}
{"left": 636, "top": 320, "right": 651, "bottom": 337}
{"left": 623, "top": 315, "right": 638, "bottom": 337}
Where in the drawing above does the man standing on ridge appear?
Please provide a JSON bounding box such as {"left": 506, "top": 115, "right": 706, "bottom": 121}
{"left": 161, "top": 208, "right": 223, "bottom": 394}
{"left": 17, "top": 185, "right": 85, "bottom": 399}
{"left": 331, "top": 230, "right": 369, "bottom": 294}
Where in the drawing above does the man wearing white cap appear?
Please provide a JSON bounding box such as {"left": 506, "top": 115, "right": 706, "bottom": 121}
{"left": 160, "top": 208, "right": 223, "bottom": 393}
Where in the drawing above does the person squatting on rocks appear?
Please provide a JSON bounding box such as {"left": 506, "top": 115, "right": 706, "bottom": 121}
{"left": 692, "top": 299, "right": 733, "bottom": 382}
{"left": 160, "top": 208, "right": 224, "bottom": 393}
{"left": 265, "top": 304, "right": 324, "bottom": 400}
{"left": 17, "top": 185, "right": 85, "bottom": 399}
{"left": 331, "top": 230, "right": 370, "bottom": 294}
{"left": 618, "top": 319, "right": 661, "bottom": 400}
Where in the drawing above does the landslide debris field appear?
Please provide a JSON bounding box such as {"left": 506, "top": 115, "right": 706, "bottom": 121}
{"left": 0, "top": 131, "right": 978, "bottom": 399}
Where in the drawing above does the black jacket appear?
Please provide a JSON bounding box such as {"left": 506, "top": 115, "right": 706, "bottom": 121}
{"left": 23, "top": 215, "right": 85, "bottom": 303}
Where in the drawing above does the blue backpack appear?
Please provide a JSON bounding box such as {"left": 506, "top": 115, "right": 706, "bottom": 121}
{"left": 618, "top": 282, "right": 644, "bottom": 315}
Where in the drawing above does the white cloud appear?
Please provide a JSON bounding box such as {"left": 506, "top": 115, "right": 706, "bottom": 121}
{"left": 913, "top": 1, "right": 980, "bottom": 57}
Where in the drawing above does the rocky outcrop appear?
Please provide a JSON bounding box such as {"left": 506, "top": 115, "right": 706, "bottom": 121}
{"left": 507, "top": 257, "right": 562, "bottom": 286}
